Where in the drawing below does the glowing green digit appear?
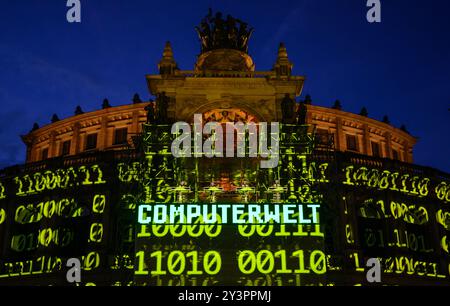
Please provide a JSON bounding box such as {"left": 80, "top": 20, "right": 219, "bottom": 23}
{"left": 418, "top": 178, "right": 429, "bottom": 196}
{"left": 418, "top": 235, "right": 430, "bottom": 252}
{"left": 310, "top": 224, "right": 324, "bottom": 237}
{"left": 58, "top": 198, "right": 70, "bottom": 217}
{"left": 274, "top": 224, "right": 291, "bottom": 236}
{"left": 310, "top": 250, "right": 327, "bottom": 274}
{"left": 435, "top": 182, "right": 449, "bottom": 202}
{"left": 43, "top": 200, "right": 55, "bottom": 219}
{"left": 150, "top": 251, "right": 166, "bottom": 275}
{"left": 39, "top": 228, "right": 52, "bottom": 247}
{"left": 78, "top": 166, "right": 93, "bottom": 185}
{"left": 393, "top": 229, "right": 406, "bottom": 248}
{"left": 92, "top": 194, "right": 106, "bottom": 214}
{"left": 365, "top": 228, "right": 376, "bottom": 247}
{"left": 117, "top": 163, "right": 132, "bottom": 182}
{"left": 60, "top": 229, "right": 73, "bottom": 247}
{"left": 350, "top": 252, "right": 365, "bottom": 272}
{"left": 389, "top": 172, "right": 399, "bottom": 191}
{"left": 45, "top": 170, "right": 58, "bottom": 190}
{"left": 48, "top": 257, "right": 62, "bottom": 273}
{"left": 36, "top": 202, "right": 44, "bottom": 222}
{"left": 135, "top": 251, "right": 149, "bottom": 275}
{"left": 204, "top": 251, "right": 221, "bottom": 275}
{"left": 238, "top": 250, "right": 256, "bottom": 274}
{"left": 186, "top": 251, "right": 202, "bottom": 275}
{"left": 34, "top": 172, "right": 46, "bottom": 192}
{"left": 89, "top": 223, "right": 104, "bottom": 243}
{"left": 400, "top": 174, "right": 410, "bottom": 193}
{"left": 26, "top": 233, "right": 37, "bottom": 251}
{"left": 408, "top": 233, "right": 418, "bottom": 251}
{"left": 91, "top": 165, "right": 106, "bottom": 184}
{"left": 204, "top": 214, "right": 222, "bottom": 238}
{"left": 318, "top": 163, "right": 329, "bottom": 182}
{"left": 11, "top": 235, "right": 26, "bottom": 252}
{"left": 14, "top": 176, "right": 25, "bottom": 196}
{"left": 83, "top": 252, "right": 100, "bottom": 271}
{"left": 167, "top": 251, "right": 185, "bottom": 275}
{"left": 379, "top": 170, "right": 390, "bottom": 189}
{"left": 293, "top": 250, "right": 310, "bottom": 274}
{"left": 24, "top": 174, "right": 34, "bottom": 194}
{"left": 15, "top": 205, "right": 27, "bottom": 224}
{"left": 152, "top": 222, "right": 169, "bottom": 237}
{"left": 367, "top": 169, "right": 379, "bottom": 188}
{"left": 292, "top": 224, "right": 308, "bottom": 237}
{"left": 0, "top": 182, "right": 5, "bottom": 199}
{"left": 274, "top": 250, "right": 292, "bottom": 274}
{"left": 256, "top": 250, "right": 274, "bottom": 274}
{"left": 256, "top": 222, "right": 273, "bottom": 237}
{"left": 0, "top": 208, "right": 5, "bottom": 224}
{"left": 238, "top": 213, "right": 255, "bottom": 237}
{"left": 410, "top": 176, "right": 420, "bottom": 195}
{"left": 170, "top": 222, "right": 186, "bottom": 237}
{"left": 137, "top": 225, "right": 151, "bottom": 238}
{"left": 187, "top": 216, "right": 203, "bottom": 238}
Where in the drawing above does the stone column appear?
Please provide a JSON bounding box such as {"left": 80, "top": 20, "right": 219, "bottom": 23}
{"left": 405, "top": 142, "right": 413, "bottom": 163}
{"left": 362, "top": 124, "right": 371, "bottom": 155}
{"left": 98, "top": 115, "right": 108, "bottom": 149}
{"left": 49, "top": 131, "right": 57, "bottom": 158}
{"left": 132, "top": 110, "right": 140, "bottom": 134}
{"left": 26, "top": 144, "right": 32, "bottom": 162}
{"left": 384, "top": 131, "right": 392, "bottom": 159}
{"left": 72, "top": 123, "right": 81, "bottom": 155}
{"left": 305, "top": 105, "right": 313, "bottom": 125}
{"left": 23, "top": 136, "right": 34, "bottom": 163}
{"left": 335, "top": 117, "right": 345, "bottom": 151}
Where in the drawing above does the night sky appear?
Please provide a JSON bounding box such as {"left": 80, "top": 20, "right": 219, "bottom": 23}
{"left": 0, "top": 0, "right": 449, "bottom": 172}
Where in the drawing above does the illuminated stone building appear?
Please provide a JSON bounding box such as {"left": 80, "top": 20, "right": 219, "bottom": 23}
{"left": 0, "top": 12, "right": 449, "bottom": 286}
{"left": 22, "top": 43, "right": 415, "bottom": 165}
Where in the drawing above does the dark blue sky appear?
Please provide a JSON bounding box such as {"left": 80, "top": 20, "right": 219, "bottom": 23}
{"left": 0, "top": 0, "right": 449, "bottom": 172}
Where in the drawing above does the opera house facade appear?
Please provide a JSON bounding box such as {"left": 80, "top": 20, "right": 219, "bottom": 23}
{"left": 0, "top": 12, "right": 448, "bottom": 286}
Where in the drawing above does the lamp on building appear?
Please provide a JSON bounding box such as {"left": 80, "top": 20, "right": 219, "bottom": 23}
{"left": 382, "top": 115, "right": 390, "bottom": 124}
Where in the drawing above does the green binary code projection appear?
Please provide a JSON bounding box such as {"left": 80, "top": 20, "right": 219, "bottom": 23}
{"left": 132, "top": 123, "right": 326, "bottom": 286}
{"left": 0, "top": 120, "right": 449, "bottom": 286}
{"left": 1, "top": 7, "right": 450, "bottom": 288}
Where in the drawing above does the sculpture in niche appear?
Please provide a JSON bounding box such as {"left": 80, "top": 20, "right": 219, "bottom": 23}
{"left": 156, "top": 92, "right": 170, "bottom": 123}
{"left": 296, "top": 102, "right": 307, "bottom": 125}
{"left": 145, "top": 102, "right": 155, "bottom": 124}
{"left": 281, "top": 93, "right": 295, "bottom": 122}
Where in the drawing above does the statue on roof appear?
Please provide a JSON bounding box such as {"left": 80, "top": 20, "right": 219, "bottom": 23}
{"left": 195, "top": 9, "right": 254, "bottom": 53}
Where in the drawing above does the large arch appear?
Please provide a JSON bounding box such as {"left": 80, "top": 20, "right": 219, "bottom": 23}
{"left": 183, "top": 99, "right": 269, "bottom": 123}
